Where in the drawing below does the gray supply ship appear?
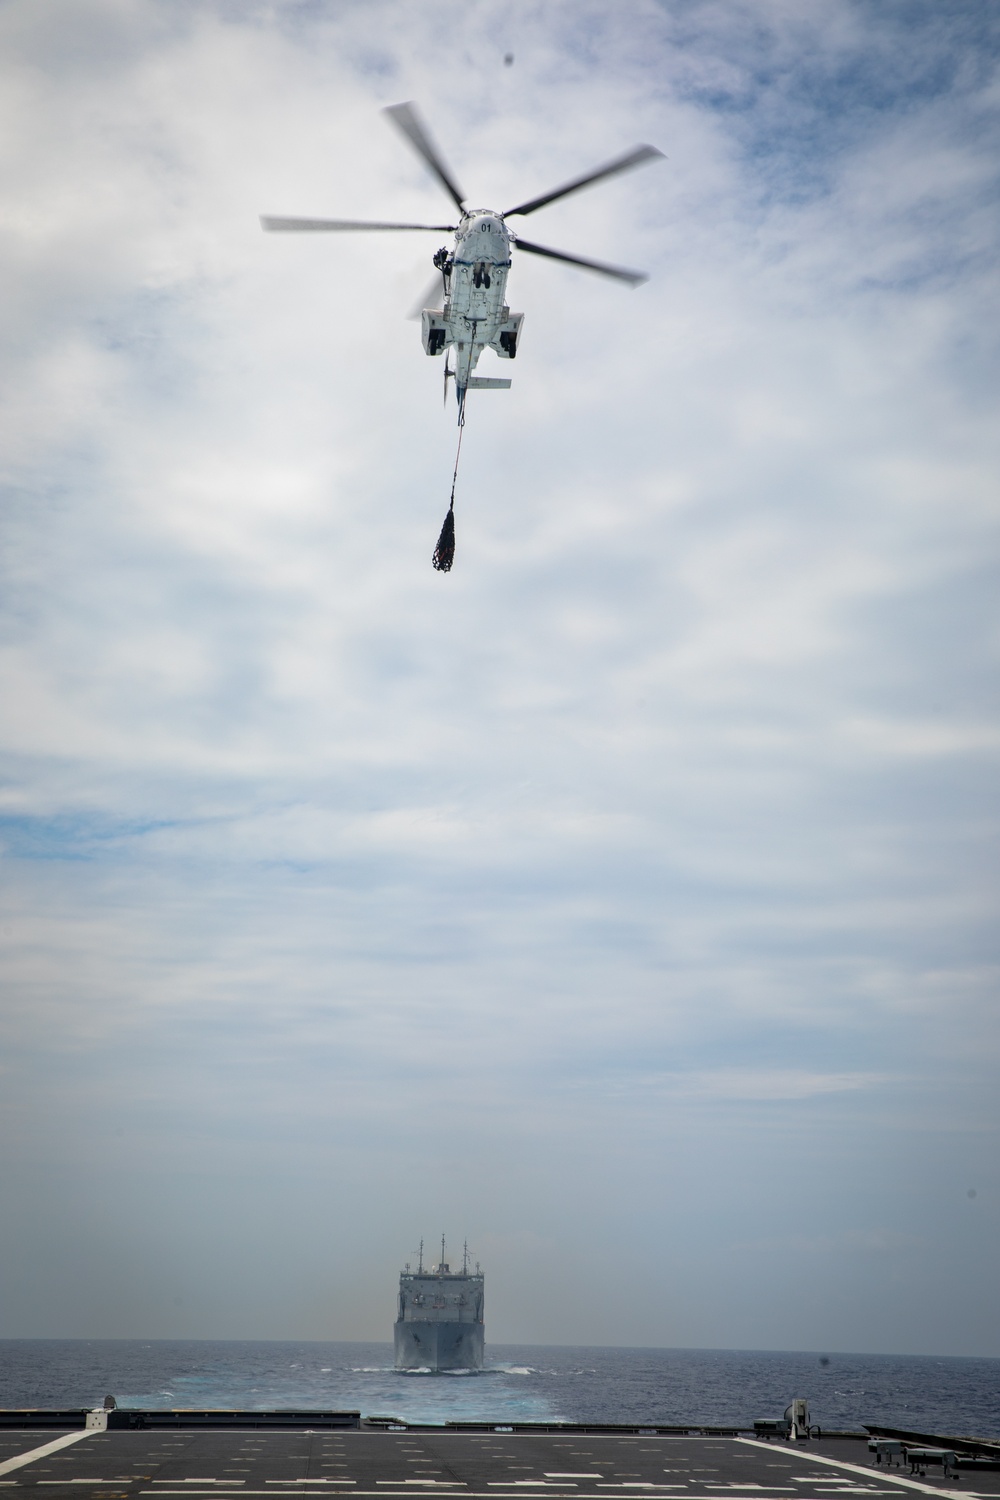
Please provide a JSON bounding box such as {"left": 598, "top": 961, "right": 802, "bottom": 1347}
{"left": 394, "top": 1237, "right": 484, "bottom": 1372}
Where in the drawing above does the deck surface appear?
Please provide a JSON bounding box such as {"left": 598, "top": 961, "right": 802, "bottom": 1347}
{"left": 1, "top": 1432, "right": 997, "bottom": 1500}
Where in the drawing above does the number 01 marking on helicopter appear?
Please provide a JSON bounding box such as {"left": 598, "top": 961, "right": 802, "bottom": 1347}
{"left": 261, "top": 101, "right": 664, "bottom": 571}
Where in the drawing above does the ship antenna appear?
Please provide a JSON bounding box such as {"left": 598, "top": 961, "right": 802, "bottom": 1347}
{"left": 441, "top": 1232, "right": 446, "bottom": 1270}
{"left": 418, "top": 1238, "right": 424, "bottom": 1273}
{"left": 463, "top": 1239, "right": 469, "bottom": 1273}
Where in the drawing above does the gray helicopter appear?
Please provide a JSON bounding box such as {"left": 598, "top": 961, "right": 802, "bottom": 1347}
{"left": 261, "top": 103, "right": 663, "bottom": 569}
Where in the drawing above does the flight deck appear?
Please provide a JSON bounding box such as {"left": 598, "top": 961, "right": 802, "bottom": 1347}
{"left": 2, "top": 1426, "right": 998, "bottom": 1500}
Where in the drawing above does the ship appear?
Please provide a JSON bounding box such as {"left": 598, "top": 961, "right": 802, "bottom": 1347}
{"left": 394, "top": 1236, "right": 485, "bottom": 1372}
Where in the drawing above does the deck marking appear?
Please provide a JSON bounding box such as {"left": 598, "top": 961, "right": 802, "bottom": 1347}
{"left": 133, "top": 1494, "right": 928, "bottom": 1500}
{"left": 735, "top": 1443, "right": 965, "bottom": 1500}
{"left": 0, "top": 1433, "right": 101, "bottom": 1479}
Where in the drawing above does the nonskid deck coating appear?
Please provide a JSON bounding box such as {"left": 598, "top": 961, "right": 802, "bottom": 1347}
{"left": 0, "top": 1432, "right": 996, "bottom": 1500}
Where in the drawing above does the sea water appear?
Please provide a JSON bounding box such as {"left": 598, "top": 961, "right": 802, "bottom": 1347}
{"left": 0, "top": 1342, "right": 997, "bottom": 1437}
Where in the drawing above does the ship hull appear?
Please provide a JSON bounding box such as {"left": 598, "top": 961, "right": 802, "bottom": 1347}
{"left": 393, "top": 1319, "right": 484, "bottom": 1372}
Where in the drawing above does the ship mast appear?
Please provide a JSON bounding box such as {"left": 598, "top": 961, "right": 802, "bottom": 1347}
{"left": 463, "top": 1239, "right": 469, "bottom": 1273}
{"left": 418, "top": 1238, "right": 424, "bottom": 1273}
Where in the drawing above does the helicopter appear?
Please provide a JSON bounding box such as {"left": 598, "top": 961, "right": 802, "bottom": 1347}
{"left": 260, "top": 102, "right": 664, "bottom": 569}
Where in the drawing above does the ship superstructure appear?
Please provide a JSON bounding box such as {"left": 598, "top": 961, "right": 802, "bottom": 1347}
{"left": 394, "top": 1237, "right": 484, "bottom": 1372}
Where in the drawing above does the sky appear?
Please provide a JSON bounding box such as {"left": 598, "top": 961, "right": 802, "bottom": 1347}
{"left": 0, "top": 0, "right": 998, "bottom": 1359}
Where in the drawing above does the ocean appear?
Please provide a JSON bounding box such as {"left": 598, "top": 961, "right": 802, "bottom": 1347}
{"left": 0, "top": 1341, "right": 997, "bottom": 1437}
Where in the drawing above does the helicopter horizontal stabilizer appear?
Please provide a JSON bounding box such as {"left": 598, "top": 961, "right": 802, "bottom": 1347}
{"left": 465, "top": 377, "right": 512, "bottom": 390}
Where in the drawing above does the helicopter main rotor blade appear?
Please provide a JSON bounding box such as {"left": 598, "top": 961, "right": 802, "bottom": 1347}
{"left": 261, "top": 215, "right": 455, "bottom": 232}
{"left": 514, "top": 236, "right": 648, "bottom": 286}
{"left": 503, "top": 144, "right": 664, "bottom": 219}
{"left": 406, "top": 270, "right": 447, "bottom": 321}
{"left": 383, "top": 101, "right": 467, "bottom": 213}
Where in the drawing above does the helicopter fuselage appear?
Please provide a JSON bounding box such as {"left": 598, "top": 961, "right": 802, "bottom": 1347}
{"left": 421, "top": 212, "right": 524, "bottom": 412}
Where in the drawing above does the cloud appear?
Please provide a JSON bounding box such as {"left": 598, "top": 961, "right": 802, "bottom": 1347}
{"left": 655, "top": 1069, "right": 891, "bottom": 1101}
{"left": 0, "top": 0, "right": 997, "bottom": 1355}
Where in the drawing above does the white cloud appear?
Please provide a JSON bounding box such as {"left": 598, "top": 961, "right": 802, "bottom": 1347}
{"left": 0, "top": 0, "right": 997, "bottom": 1354}
{"left": 656, "top": 1069, "right": 890, "bottom": 1101}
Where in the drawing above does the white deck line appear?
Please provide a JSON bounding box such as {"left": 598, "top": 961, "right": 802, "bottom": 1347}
{"left": 0, "top": 1432, "right": 99, "bottom": 1478}
{"left": 137, "top": 1494, "right": 888, "bottom": 1500}
{"left": 735, "top": 1440, "right": 965, "bottom": 1500}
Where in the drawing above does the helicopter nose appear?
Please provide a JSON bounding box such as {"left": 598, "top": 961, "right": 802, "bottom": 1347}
{"left": 469, "top": 214, "right": 509, "bottom": 259}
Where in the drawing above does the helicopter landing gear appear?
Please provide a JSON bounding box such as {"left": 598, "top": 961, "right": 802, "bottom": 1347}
{"left": 473, "top": 262, "right": 491, "bottom": 289}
